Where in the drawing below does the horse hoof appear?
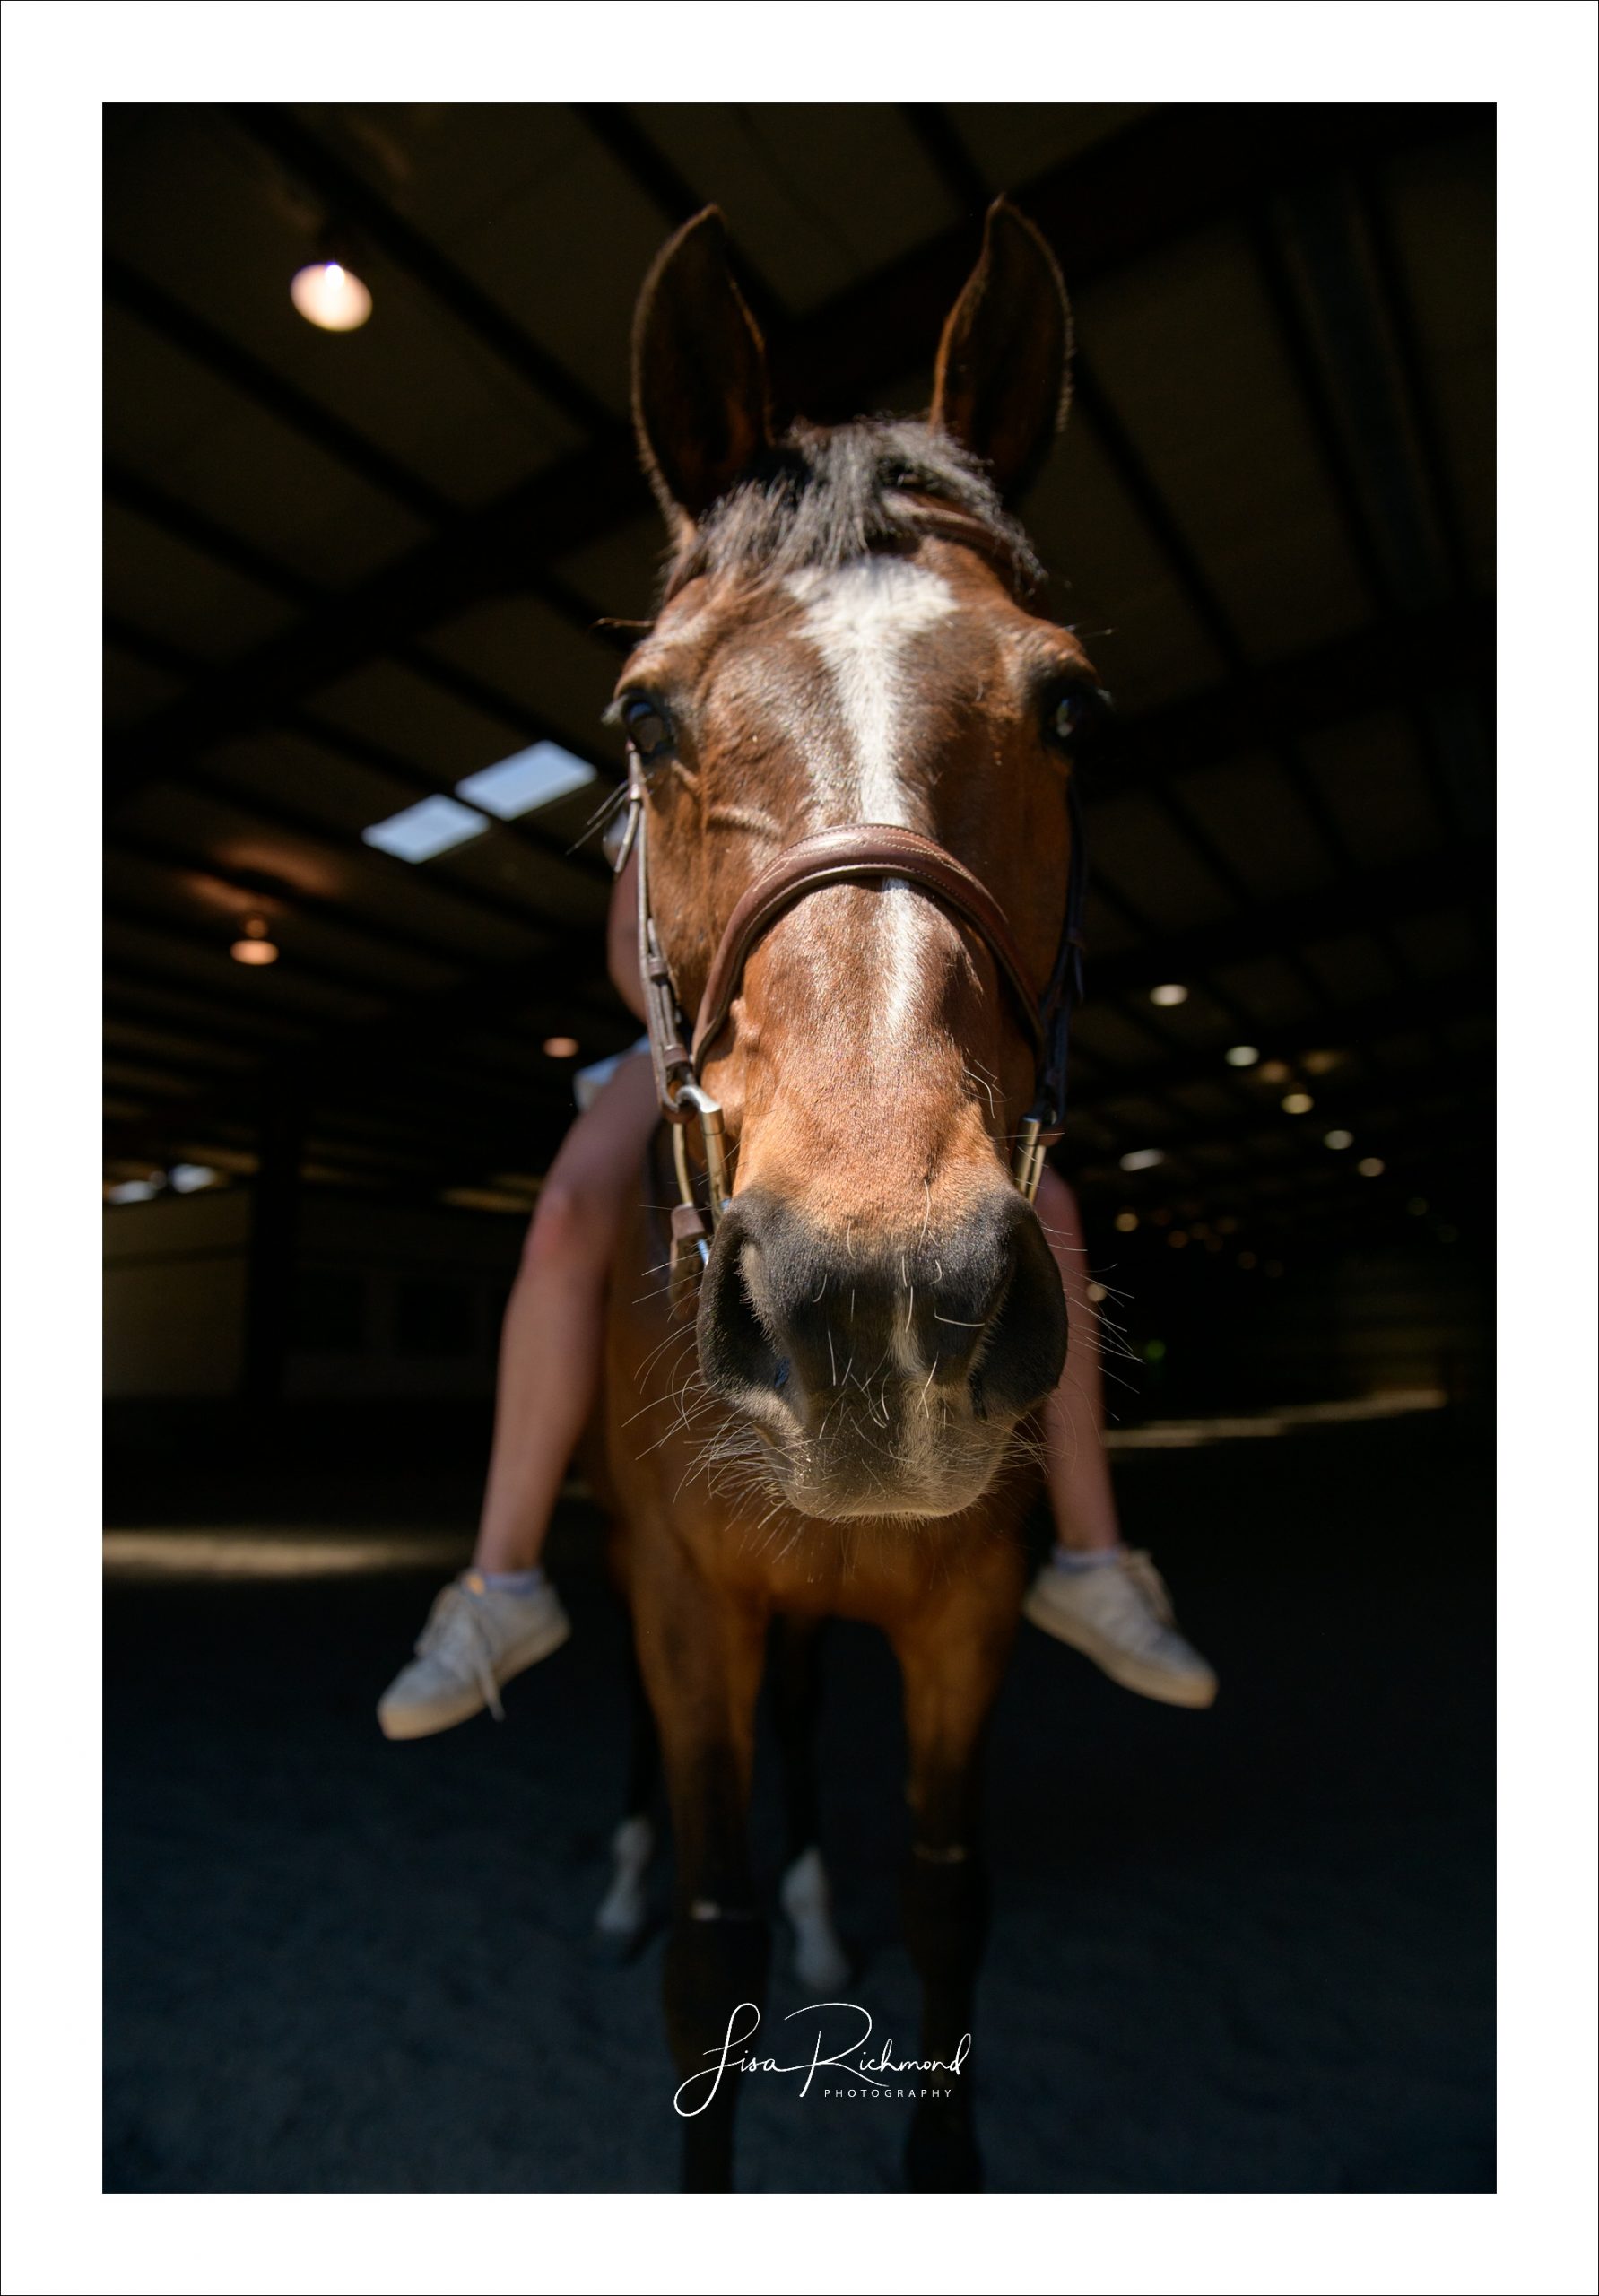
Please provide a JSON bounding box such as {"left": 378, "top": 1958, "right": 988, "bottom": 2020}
{"left": 591, "top": 1814, "right": 656, "bottom": 1964}
{"left": 779, "top": 1847, "right": 852, "bottom": 1994}
{"left": 906, "top": 2099, "right": 983, "bottom": 2192}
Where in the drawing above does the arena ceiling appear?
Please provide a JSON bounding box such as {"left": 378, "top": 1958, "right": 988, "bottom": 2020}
{"left": 103, "top": 101, "right": 1494, "bottom": 1252}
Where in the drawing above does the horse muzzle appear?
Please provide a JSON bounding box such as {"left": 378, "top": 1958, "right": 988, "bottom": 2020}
{"left": 696, "top": 1186, "right": 1066, "bottom": 1519}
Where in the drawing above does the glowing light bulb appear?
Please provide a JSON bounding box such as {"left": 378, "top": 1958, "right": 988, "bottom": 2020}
{"left": 1281, "top": 1091, "right": 1314, "bottom": 1115}
{"left": 291, "top": 260, "right": 373, "bottom": 332}
{"left": 1149, "top": 982, "right": 1188, "bottom": 1008}
{"left": 230, "top": 916, "right": 278, "bottom": 966}
{"left": 1113, "top": 1211, "right": 1139, "bottom": 1233}
{"left": 1224, "top": 1044, "right": 1260, "bottom": 1068}
{"left": 543, "top": 1035, "right": 580, "bottom": 1059}
{"left": 1357, "top": 1156, "right": 1386, "bottom": 1178}
{"left": 1324, "top": 1128, "right": 1353, "bottom": 1151}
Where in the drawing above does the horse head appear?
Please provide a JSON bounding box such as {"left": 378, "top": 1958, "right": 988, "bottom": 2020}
{"left": 617, "top": 202, "right": 1099, "bottom": 1523}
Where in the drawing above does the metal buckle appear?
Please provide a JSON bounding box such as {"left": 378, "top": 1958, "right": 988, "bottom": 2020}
{"left": 665, "top": 1077, "right": 730, "bottom": 1292}
{"left": 671, "top": 1081, "right": 730, "bottom": 1226}
{"left": 1012, "top": 1107, "right": 1053, "bottom": 1203}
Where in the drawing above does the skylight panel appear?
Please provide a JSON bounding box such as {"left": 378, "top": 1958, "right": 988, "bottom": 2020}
{"left": 361, "top": 796, "right": 490, "bottom": 863}
{"left": 456, "top": 742, "right": 597, "bottom": 820}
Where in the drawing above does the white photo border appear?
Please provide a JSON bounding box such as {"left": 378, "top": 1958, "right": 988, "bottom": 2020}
{"left": 3, "top": 5, "right": 1595, "bottom": 2293}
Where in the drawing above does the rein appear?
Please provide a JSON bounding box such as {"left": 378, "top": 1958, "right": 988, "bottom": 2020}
{"left": 615, "top": 755, "right": 1088, "bottom": 1274}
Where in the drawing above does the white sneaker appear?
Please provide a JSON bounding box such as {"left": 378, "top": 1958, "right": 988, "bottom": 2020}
{"left": 1022, "top": 1548, "right": 1217, "bottom": 1709}
{"left": 377, "top": 1571, "right": 570, "bottom": 1740}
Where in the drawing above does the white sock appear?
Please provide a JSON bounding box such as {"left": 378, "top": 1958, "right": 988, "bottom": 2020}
{"left": 1053, "top": 1544, "right": 1125, "bottom": 1572}
{"left": 480, "top": 1567, "right": 544, "bottom": 1595}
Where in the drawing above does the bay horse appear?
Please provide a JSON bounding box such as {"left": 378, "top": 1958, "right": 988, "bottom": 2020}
{"left": 589, "top": 199, "right": 1097, "bottom": 2192}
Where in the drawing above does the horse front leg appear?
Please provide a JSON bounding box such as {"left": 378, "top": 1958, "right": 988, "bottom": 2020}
{"left": 592, "top": 1634, "right": 661, "bottom": 1961}
{"left": 633, "top": 1565, "right": 769, "bottom": 2192}
{"left": 769, "top": 1615, "right": 850, "bottom": 1992}
{"left": 890, "top": 1581, "right": 1020, "bottom": 2194}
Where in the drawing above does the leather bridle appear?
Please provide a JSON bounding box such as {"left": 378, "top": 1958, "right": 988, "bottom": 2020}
{"left": 613, "top": 752, "right": 1088, "bottom": 1274}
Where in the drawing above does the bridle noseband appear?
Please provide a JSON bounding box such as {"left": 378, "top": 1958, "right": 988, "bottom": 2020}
{"left": 616, "top": 756, "right": 1087, "bottom": 1272}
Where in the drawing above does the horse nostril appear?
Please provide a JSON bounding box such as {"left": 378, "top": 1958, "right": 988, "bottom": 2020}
{"left": 966, "top": 1201, "right": 1067, "bottom": 1421}
{"left": 699, "top": 1218, "right": 786, "bottom": 1405}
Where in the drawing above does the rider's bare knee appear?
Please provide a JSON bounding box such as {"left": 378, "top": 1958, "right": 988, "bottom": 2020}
{"left": 521, "top": 1173, "right": 608, "bottom": 1279}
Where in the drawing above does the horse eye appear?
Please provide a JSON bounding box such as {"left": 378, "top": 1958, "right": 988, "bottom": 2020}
{"left": 1047, "top": 684, "right": 1108, "bottom": 748}
{"left": 623, "top": 695, "right": 674, "bottom": 766}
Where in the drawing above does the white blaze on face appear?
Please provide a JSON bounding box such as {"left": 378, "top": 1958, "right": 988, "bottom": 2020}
{"left": 786, "top": 557, "right": 957, "bottom": 825}
{"left": 786, "top": 556, "right": 960, "bottom": 1065}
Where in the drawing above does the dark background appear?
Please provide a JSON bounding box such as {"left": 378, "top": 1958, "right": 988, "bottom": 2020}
{"left": 101, "top": 102, "right": 1494, "bottom": 2193}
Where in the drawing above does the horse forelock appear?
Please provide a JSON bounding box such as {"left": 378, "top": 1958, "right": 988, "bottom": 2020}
{"left": 657, "top": 417, "right": 1046, "bottom": 609}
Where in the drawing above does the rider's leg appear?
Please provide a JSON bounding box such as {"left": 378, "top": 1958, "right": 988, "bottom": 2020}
{"left": 378, "top": 1050, "right": 659, "bottom": 1738}
{"left": 474, "top": 1048, "right": 661, "bottom": 1570}
{"left": 1027, "top": 1165, "right": 1218, "bottom": 1708}
{"left": 1033, "top": 1162, "right": 1120, "bottom": 1555}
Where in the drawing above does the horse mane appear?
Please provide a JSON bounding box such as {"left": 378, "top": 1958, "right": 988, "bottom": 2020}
{"left": 659, "top": 417, "right": 1047, "bottom": 606}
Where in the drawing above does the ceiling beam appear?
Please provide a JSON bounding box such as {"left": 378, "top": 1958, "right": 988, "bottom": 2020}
{"left": 105, "top": 252, "right": 453, "bottom": 523}
{"left": 1351, "top": 164, "right": 1476, "bottom": 609}
{"left": 1085, "top": 843, "right": 1485, "bottom": 1002}
{"left": 105, "top": 977, "right": 314, "bottom": 1048}
{"left": 897, "top": 105, "right": 991, "bottom": 220}
{"left": 569, "top": 106, "right": 786, "bottom": 321}
{"left": 1098, "top": 598, "right": 1491, "bottom": 800}
{"left": 104, "top": 456, "right": 631, "bottom": 747}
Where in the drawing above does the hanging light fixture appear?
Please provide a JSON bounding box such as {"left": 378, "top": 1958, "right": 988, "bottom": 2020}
{"left": 230, "top": 915, "right": 279, "bottom": 966}
{"left": 291, "top": 233, "right": 372, "bottom": 333}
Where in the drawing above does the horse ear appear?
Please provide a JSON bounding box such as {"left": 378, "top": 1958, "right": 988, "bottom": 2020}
{"left": 931, "top": 199, "right": 1073, "bottom": 501}
{"left": 631, "top": 206, "right": 772, "bottom": 533}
